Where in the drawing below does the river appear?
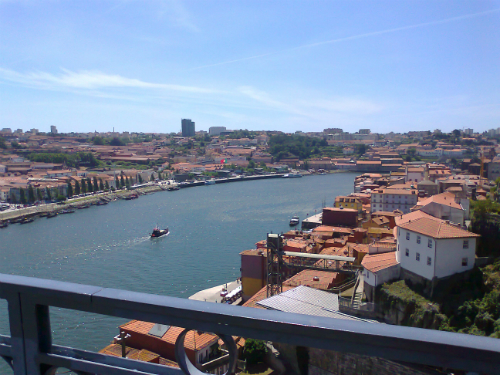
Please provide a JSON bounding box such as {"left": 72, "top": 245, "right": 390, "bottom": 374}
{"left": 0, "top": 172, "right": 357, "bottom": 372}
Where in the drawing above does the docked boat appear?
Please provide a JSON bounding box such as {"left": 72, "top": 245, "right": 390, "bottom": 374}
{"left": 78, "top": 204, "right": 91, "bottom": 209}
{"left": 46, "top": 212, "right": 58, "bottom": 218}
{"left": 20, "top": 217, "right": 35, "bottom": 224}
{"left": 204, "top": 179, "right": 216, "bottom": 185}
{"left": 289, "top": 215, "right": 300, "bottom": 226}
{"left": 59, "top": 209, "right": 75, "bottom": 214}
{"left": 288, "top": 173, "right": 302, "bottom": 178}
{"left": 282, "top": 174, "right": 289, "bottom": 178}
{"left": 96, "top": 200, "right": 108, "bottom": 206}
{"left": 0, "top": 221, "right": 9, "bottom": 228}
{"left": 167, "top": 186, "right": 180, "bottom": 191}
{"left": 151, "top": 226, "right": 169, "bottom": 238}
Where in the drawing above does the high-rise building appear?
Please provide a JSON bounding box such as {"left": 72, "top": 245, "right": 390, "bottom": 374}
{"left": 181, "top": 119, "right": 195, "bottom": 137}
{"left": 50, "top": 125, "right": 58, "bottom": 134}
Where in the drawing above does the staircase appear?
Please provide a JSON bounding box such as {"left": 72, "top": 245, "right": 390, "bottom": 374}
{"left": 350, "top": 271, "right": 364, "bottom": 309}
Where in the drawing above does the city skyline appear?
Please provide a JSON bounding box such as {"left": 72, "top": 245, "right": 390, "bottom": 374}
{"left": 1, "top": 1, "right": 499, "bottom": 134}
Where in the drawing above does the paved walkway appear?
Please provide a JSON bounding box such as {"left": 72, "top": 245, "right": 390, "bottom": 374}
{"left": 189, "top": 279, "right": 241, "bottom": 303}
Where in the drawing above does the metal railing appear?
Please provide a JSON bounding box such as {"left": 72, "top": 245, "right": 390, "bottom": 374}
{"left": 0, "top": 273, "right": 499, "bottom": 374}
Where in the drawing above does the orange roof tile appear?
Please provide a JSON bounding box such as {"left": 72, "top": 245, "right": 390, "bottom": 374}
{"left": 398, "top": 217, "right": 480, "bottom": 239}
{"left": 361, "top": 251, "right": 398, "bottom": 273}
{"left": 415, "top": 192, "right": 463, "bottom": 210}
{"left": 120, "top": 321, "right": 218, "bottom": 351}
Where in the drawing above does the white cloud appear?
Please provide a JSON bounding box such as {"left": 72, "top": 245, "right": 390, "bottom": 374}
{"left": 0, "top": 67, "right": 216, "bottom": 93}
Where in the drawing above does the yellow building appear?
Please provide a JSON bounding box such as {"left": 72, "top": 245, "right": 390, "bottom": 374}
{"left": 334, "top": 196, "right": 363, "bottom": 213}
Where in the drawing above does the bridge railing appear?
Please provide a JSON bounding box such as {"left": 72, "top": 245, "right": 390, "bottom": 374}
{"left": 0, "top": 273, "right": 499, "bottom": 375}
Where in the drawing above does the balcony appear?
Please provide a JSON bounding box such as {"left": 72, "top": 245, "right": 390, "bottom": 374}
{"left": 0, "top": 273, "right": 499, "bottom": 374}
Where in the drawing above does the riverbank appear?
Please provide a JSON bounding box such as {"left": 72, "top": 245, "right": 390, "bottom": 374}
{"left": 0, "top": 170, "right": 345, "bottom": 223}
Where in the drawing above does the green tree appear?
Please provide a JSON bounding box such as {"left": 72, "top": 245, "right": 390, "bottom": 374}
{"left": 150, "top": 174, "right": 154, "bottom": 181}
{"left": 46, "top": 188, "right": 52, "bottom": 201}
{"left": 138, "top": 174, "right": 143, "bottom": 184}
{"left": 105, "top": 181, "right": 110, "bottom": 190}
{"left": 28, "top": 185, "right": 35, "bottom": 203}
{"left": 93, "top": 176, "right": 98, "bottom": 192}
{"left": 99, "top": 178, "right": 104, "bottom": 191}
{"left": 120, "top": 175, "right": 125, "bottom": 186}
{"left": 36, "top": 188, "right": 43, "bottom": 201}
{"left": 248, "top": 160, "right": 256, "bottom": 169}
{"left": 243, "top": 339, "right": 268, "bottom": 365}
{"left": 75, "top": 180, "right": 81, "bottom": 195}
{"left": 67, "top": 182, "right": 73, "bottom": 198}
{"left": 92, "top": 136, "right": 105, "bottom": 145}
{"left": 81, "top": 179, "right": 87, "bottom": 194}
{"left": 20, "top": 188, "right": 26, "bottom": 204}
{"left": 109, "top": 137, "right": 126, "bottom": 146}
{"left": 115, "top": 177, "right": 120, "bottom": 189}
{"left": 87, "top": 178, "right": 93, "bottom": 193}
{"left": 0, "top": 137, "right": 6, "bottom": 149}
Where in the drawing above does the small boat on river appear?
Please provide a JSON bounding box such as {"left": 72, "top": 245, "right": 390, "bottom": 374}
{"left": 289, "top": 215, "right": 300, "bottom": 226}
{"left": 151, "top": 226, "right": 169, "bottom": 238}
{"left": 46, "top": 212, "right": 58, "bottom": 218}
{"left": 59, "top": 209, "right": 75, "bottom": 214}
{"left": 20, "top": 217, "right": 35, "bottom": 224}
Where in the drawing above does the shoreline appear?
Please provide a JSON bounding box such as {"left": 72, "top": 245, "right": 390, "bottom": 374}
{"left": 0, "top": 170, "right": 350, "bottom": 223}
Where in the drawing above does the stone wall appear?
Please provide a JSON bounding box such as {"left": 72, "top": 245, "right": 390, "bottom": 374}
{"left": 274, "top": 343, "right": 437, "bottom": 375}
{"left": 309, "top": 348, "right": 436, "bottom": 375}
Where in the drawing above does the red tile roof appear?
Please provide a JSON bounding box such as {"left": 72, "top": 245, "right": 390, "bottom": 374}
{"left": 398, "top": 217, "right": 480, "bottom": 239}
{"left": 361, "top": 251, "right": 398, "bottom": 273}
{"left": 120, "top": 321, "right": 218, "bottom": 351}
{"left": 414, "top": 192, "right": 463, "bottom": 210}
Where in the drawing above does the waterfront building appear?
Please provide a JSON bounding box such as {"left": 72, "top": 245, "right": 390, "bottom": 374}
{"left": 181, "top": 119, "right": 195, "bottom": 137}
{"left": 370, "top": 188, "right": 418, "bottom": 214}
{"left": 117, "top": 320, "right": 233, "bottom": 373}
{"left": 322, "top": 207, "right": 358, "bottom": 227}
{"left": 334, "top": 196, "right": 363, "bottom": 213}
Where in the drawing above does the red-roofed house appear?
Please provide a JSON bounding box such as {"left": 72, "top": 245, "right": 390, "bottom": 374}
{"left": 361, "top": 251, "right": 400, "bottom": 301}
{"left": 396, "top": 216, "right": 480, "bottom": 281}
{"left": 411, "top": 192, "right": 468, "bottom": 225}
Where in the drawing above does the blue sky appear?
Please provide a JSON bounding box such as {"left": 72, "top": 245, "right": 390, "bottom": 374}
{"left": 1, "top": 1, "right": 499, "bottom": 134}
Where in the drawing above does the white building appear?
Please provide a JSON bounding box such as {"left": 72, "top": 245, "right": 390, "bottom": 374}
{"left": 370, "top": 188, "right": 419, "bottom": 214}
{"left": 362, "top": 251, "right": 400, "bottom": 301}
{"left": 405, "top": 167, "right": 425, "bottom": 183}
{"left": 396, "top": 216, "right": 479, "bottom": 280}
{"left": 411, "top": 192, "right": 467, "bottom": 226}
{"left": 208, "top": 126, "right": 226, "bottom": 136}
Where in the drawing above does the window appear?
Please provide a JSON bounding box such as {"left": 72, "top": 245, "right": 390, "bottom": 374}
{"left": 428, "top": 239, "right": 432, "bottom": 248}
{"left": 463, "top": 240, "right": 469, "bottom": 249}
{"left": 416, "top": 253, "right": 420, "bottom": 261}
{"left": 416, "top": 235, "right": 421, "bottom": 244}
{"left": 462, "top": 258, "right": 468, "bottom": 267}
{"left": 406, "top": 232, "right": 410, "bottom": 240}
{"left": 427, "top": 257, "right": 432, "bottom": 266}
{"left": 405, "top": 248, "right": 409, "bottom": 257}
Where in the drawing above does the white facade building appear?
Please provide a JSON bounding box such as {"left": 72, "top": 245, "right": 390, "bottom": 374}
{"left": 370, "top": 188, "right": 419, "bottom": 214}
{"left": 396, "top": 216, "right": 479, "bottom": 280}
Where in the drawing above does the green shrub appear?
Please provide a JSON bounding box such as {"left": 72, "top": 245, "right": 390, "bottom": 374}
{"left": 243, "top": 339, "right": 267, "bottom": 365}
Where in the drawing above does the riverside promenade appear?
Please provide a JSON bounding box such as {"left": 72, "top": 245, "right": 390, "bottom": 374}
{"left": 189, "top": 279, "right": 242, "bottom": 304}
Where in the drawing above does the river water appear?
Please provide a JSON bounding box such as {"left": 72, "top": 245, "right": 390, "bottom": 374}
{"left": 0, "top": 172, "right": 357, "bottom": 372}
